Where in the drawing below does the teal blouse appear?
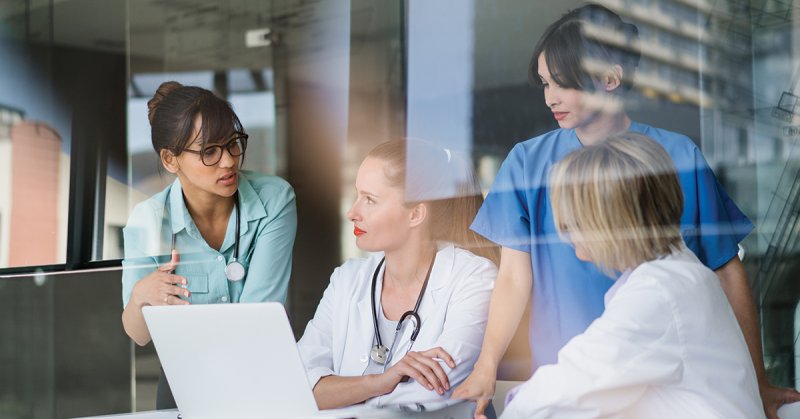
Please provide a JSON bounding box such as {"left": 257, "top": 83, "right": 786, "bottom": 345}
{"left": 121, "top": 171, "right": 297, "bottom": 307}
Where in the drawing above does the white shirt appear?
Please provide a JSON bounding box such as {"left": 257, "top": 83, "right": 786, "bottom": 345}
{"left": 297, "top": 244, "right": 496, "bottom": 410}
{"left": 501, "top": 245, "right": 763, "bottom": 419}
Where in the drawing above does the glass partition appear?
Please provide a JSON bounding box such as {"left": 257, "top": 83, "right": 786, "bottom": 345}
{"left": 0, "top": 0, "right": 799, "bottom": 417}
{"left": 402, "top": 0, "right": 800, "bottom": 388}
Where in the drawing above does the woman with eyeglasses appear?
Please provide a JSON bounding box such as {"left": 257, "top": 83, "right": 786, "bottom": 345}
{"left": 121, "top": 81, "right": 297, "bottom": 409}
{"left": 297, "top": 139, "right": 498, "bottom": 412}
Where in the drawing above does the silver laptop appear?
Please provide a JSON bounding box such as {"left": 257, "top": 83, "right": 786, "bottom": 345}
{"left": 142, "top": 303, "right": 473, "bottom": 419}
{"left": 142, "top": 303, "right": 322, "bottom": 419}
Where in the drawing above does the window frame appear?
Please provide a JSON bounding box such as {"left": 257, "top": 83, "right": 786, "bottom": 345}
{"left": 0, "top": 106, "right": 120, "bottom": 276}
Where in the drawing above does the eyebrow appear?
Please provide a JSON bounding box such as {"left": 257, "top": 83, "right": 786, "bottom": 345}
{"left": 356, "top": 188, "right": 379, "bottom": 199}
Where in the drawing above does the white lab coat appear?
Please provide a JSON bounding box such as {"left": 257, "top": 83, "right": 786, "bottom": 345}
{"left": 297, "top": 244, "right": 496, "bottom": 410}
{"left": 501, "top": 245, "right": 763, "bottom": 419}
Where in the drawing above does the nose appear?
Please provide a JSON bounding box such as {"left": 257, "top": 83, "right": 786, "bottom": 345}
{"left": 346, "top": 199, "right": 361, "bottom": 222}
{"left": 545, "top": 85, "right": 560, "bottom": 109}
{"left": 218, "top": 147, "right": 237, "bottom": 168}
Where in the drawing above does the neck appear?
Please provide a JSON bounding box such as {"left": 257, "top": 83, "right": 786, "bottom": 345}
{"left": 575, "top": 112, "right": 631, "bottom": 146}
{"left": 383, "top": 238, "right": 437, "bottom": 288}
{"left": 180, "top": 179, "right": 235, "bottom": 224}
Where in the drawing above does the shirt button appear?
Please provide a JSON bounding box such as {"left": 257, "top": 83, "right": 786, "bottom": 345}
{"left": 359, "top": 354, "right": 368, "bottom": 363}
{"left": 221, "top": 296, "right": 228, "bottom": 302}
{"left": 217, "top": 255, "right": 224, "bottom": 262}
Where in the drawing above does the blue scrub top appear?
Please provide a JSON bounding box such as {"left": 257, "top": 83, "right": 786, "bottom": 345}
{"left": 121, "top": 170, "right": 297, "bottom": 307}
{"left": 471, "top": 122, "right": 753, "bottom": 369}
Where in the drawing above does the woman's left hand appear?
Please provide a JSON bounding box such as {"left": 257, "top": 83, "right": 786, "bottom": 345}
{"left": 378, "top": 347, "right": 456, "bottom": 395}
{"left": 761, "top": 381, "right": 800, "bottom": 419}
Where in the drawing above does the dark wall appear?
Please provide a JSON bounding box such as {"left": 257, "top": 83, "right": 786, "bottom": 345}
{"left": 53, "top": 270, "right": 131, "bottom": 418}
{"left": 472, "top": 83, "right": 556, "bottom": 155}
{"left": 0, "top": 269, "right": 130, "bottom": 419}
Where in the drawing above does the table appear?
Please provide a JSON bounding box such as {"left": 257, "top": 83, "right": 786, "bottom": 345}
{"left": 73, "top": 401, "right": 475, "bottom": 419}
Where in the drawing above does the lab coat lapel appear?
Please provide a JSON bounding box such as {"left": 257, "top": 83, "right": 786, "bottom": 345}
{"left": 424, "top": 244, "right": 454, "bottom": 312}
{"left": 343, "top": 258, "right": 384, "bottom": 374}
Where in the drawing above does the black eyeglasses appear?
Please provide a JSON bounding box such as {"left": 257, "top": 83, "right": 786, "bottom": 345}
{"left": 183, "top": 134, "right": 248, "bottom": 166}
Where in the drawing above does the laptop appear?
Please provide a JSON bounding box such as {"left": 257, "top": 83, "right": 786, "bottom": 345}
{"left": 142, "top": 303, "right": 378, "bottom": 419}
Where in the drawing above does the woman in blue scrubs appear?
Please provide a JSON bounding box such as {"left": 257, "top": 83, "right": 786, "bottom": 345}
{"left": 453, "top": 4, "right": 799, "bottom": 418}
{"left": 120, "top": 81, "right": 297, "bottom": 408}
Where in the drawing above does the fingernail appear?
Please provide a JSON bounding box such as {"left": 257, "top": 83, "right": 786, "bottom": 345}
{"left": 182, "top": 280, "right": 187, "bottom": 285}
{"left": 428, "top": 385, "right": 434, "bottom": 390}
{"left": 184, "top": 291, "right": 190, "bottom": 297}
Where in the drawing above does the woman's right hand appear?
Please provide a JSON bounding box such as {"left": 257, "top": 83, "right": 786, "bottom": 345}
{"left": 377, "top": 347, "right": 456, "bottom": 396}
{"left": 130, "top": 250, "right": 190, "bottom": 307}
{"left": 451, "top": 362, "right": 497, "bottom": 419}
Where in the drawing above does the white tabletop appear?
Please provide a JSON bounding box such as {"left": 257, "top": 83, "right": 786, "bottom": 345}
{"left": 73, "top": 401, "right": 474, "bottom": 419}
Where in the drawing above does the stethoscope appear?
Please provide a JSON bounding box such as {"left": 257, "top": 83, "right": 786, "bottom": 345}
{"left": 369, "top": 256, "right": 435, "bottom": 365}
{"left": 171, "top": 191, "right": 246, "bottom": 281}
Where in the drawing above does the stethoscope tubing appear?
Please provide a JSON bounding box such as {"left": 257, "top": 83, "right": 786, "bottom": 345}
{"left": 369, "top": 254, "right": 434, "bottom": 365}
{"left": 171, "top": 191, "right": 246, "bottom": 282}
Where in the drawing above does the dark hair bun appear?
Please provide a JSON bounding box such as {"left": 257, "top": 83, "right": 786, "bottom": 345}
{"left": 147, "top": 81, "right": 184, "bottom": 125}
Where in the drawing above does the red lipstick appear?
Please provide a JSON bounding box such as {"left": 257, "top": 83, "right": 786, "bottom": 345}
{"left": 354, "top": 227, "right": 366, "bottom": 236}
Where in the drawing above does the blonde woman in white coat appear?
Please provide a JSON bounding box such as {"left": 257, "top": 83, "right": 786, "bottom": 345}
{"left": 501, "top": 133, "right": 763, "bottom": 419}
{"left": 298, "top": 140, "right": 499, "bottom": 411}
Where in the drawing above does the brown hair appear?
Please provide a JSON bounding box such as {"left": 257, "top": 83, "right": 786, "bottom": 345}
{"left": 147, "top": 81, "right": 245, "bottom": 156}
{"left": 549, "top": 133, "right": 683, "bottom": 275}
{"left": 529, "top": 3, "right": 640, "bottom": 91}
{"left": 367, "top": 139, "right": 500, "bottom": 265}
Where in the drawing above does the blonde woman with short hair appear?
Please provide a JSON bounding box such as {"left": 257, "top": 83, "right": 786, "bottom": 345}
{"left": 501, "top": 134, "right": 763, "bottom": 418}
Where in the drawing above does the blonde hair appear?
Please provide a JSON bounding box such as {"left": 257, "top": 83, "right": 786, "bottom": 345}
{"left": 367, "top": 139, "right": 500, "bottom": 265}
{"left": 549, "top": 133, "right": 683, "bottom": 275}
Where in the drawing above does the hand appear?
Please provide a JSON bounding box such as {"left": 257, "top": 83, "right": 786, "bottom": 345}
{"left": 378, "top": 347, "right": 456, "bottom": 396}
{"left": 131, "top": 250, "right": 190, "bottom": 307}
{"left": 761, "top": 381, "right": 800, "bottom": 419}
{"left": 451, "top": 363, "right": 496, "bottom": 419}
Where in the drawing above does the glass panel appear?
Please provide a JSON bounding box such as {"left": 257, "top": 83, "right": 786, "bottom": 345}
{"left": 750, "top": 4, "right": 800, "bottom": 387}
{"left": 1, "top": 1, "right": 130, "bottom": 417}
{"left": 0, "top": 0, "right": 69, "bottom": 270}
{"left": 123, "top": 0, "right": 282, "bottom": 410}
{"left": 404, "top": 0, "right": 800, "bottom": 388}
{"left": 2, "top": 0, "right": 799, "bottom": 417}
{"left": 0, "top": 0, "right": 130, "bottom": 418}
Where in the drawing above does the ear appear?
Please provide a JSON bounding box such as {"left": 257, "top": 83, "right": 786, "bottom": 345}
{"left": 160, "top": 149, "right": 180, "bottom": 174}
{"left": 602, "top": 64, "right": 623, "bottom": 92}
{"left": 408, "top": 203, "right": 427, "bottom": 228}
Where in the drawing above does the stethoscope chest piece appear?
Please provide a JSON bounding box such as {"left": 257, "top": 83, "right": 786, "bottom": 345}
{"left": 225, "top": 259, "right": 246, "bottom": 281}
{"left": 370, "top": 345, "right": 389, "bottom": 365}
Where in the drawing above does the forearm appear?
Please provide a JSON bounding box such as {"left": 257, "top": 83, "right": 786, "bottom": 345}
{"left": 476, "top": 269, "right": 531, "bottom": 370}
{"left": 716, "top": 257, "right": 766, "bottom": 382}
{"left": 122, "top": 297, "right": 152, "bottom": 346}
{"left": 313, "top": 374, "right": 389, "bottom": 409}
